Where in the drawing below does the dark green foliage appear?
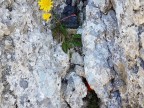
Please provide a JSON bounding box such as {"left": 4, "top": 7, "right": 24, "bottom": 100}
{"left": 62, "top": 42, "right": 68, "bottom": 53}
{"left": 72, "top": 34, "right": 81, "bottom": 39}
{"left": 62, "top": 33, "right": 82, "bottom": 53}
{"left": 52, "top": 22, "right": 82, "bottom": 53}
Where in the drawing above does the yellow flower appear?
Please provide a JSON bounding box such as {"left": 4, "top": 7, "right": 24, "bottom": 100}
{"left": 38, "top": 0, "right": 53, "bottom": 12}
{"left": 42, "top": 13, "right": 51, "bottom": 21}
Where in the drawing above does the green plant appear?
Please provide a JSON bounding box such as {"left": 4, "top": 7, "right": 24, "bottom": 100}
{"left": 38, "top": 0, "right": 82, "bottom": 53}
{"left": 62, "top": 33, "right": 82, "bottom": 53}
{"left": 51, "top": 18, "right": 82, "bottom": 53}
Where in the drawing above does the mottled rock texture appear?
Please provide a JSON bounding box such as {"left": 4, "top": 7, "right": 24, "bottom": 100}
{"left": 0, "top": 0, "right": 144, "bottom": 108}
{"left": 0, "top": 0, "right": 88, "bottom": 108}
{"left": 82, "top": 0, "right": 144, "bottom": 107}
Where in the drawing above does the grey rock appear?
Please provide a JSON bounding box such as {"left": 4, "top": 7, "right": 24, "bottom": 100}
{"left": 71, "top": 52, "right": 83, "bottom": 65}
{"left": 74, "top": 65, "right": 85, "bottom": 77}
{"left": 19, "top": 78, "right": 28, "bottom": 89}
{"left": 0, "top": 0, "right": 144, "bottom": 108}
{"left": 82, "top": 0, "right": 144, "bottom": 107}
{"left": 62, "top": 72, "right": 87, "bottom": 108}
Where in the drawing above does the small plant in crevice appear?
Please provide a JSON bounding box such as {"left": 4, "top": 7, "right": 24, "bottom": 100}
{"left": 51, "top": 14, "right": 82, "bottom": 53}
{"left": 38, "top": 0, "right": 82, "bottom": 53}
{"left": 51, "top": 0, "right": 83, "bottom": 54}
{"left": 62, "top": 33, "right": 82, "bottom": 53}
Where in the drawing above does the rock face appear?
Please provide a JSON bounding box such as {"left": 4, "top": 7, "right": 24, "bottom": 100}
{"left": 0, "top": 0, "right": 144, "bottom": 108}
{"left": 0, "top": 0, "right": 87, "bottom": 108}
{"left": 0, "top": 0, "right": 70, "bottom": 108}
{"left": 82, "top": 0, "right": 144, "bottom": 107}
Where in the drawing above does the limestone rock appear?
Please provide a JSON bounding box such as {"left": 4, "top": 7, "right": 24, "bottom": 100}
{"left": 82, "top": 0, "right": 144, "bottom": 107}
{"left": 71, "top": 52, "right": 83, "bottom": 65}
{"left": 1, "top": 0, "right": 144, "bottom": 108}
{"left": 0, "top": 1, "right": 69, "bottom": 108}
{"left": 62, "top": 72, "right": 87, "bottom": 108}
{"left": 0, "top": 22, "right": 10, "bottom": 39}
{"left": 74, "top": 65, "right": 85, "bottom": 77}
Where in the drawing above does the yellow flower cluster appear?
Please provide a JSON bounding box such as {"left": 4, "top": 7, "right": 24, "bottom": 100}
{"left": 38, "top": 0, "right": 53, "bottom": 21}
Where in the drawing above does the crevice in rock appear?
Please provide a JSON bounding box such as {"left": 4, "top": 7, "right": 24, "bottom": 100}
{"left": 14, "top": 101, "right": 18, "bottom": 108}
{"left": 64, "top": 100, "right": 71, "bottom": 108}
{"left": 81, "top": 77, "right": 100, "bottom": 108}
{"left": 70, "top": 63, "right": 84, "bottom": 67}
{"left": 139, "top": 58, "right": 144, "bottom": 69}
{"left": 138, "top": 24, "right": 144, "bottom": 51}
{"left": 138, "top": 24, "right": 144, "bottom": 36}
{"left": 82, "top": 91, "right": 100, "bottom": 108}
{"left": 82, "top": 77, "right": 93, "bottom": 91}
{"left": 59, "top": 0, "right": 88, "bottom": 94}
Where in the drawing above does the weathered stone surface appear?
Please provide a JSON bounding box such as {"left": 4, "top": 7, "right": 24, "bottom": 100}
{"left": 0, "top": 22, "right": 10, "bottom": 39}
{"left": 82, "top": 0, "right": 144, "bottom": 107}
{"left": 1, "top": 0, "right": 144, "bottom": 108}
{"left": 62, "top": 72, "right": 87, "bottom": 108}
{"left": 0, "top": 0, "right": 70, "bottom": 108}
{"left": 0, "top": 0, "right": 88, "bottom": 108}
{"left": 74, "top": 65, "right": 85, "bottom": 77}
{"left": 71, "top": 52, "right": 83, "bottom": 65}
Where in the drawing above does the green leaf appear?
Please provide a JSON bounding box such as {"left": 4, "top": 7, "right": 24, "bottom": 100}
{"left": 72, "top": 34, "right": 81, "bottom": 39}
{"left": 73, "top": 41, "right": 82, "bottom": 47}
{"left": 59, "top": 25, "right": 68, "bottom": 37}
{"left": 67, "top": 42, "right": 74, "bottom": 48}
{"left": 62, "top": 42, "right": 68, "bottom": 53}
{"left": 71, "top": 40, "right": 82, "bottom": 47}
